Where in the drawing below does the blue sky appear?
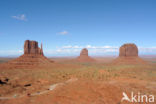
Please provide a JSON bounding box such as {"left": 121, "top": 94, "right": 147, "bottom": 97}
{"left": 0, "top": 0, "right": 156, "bottom": 56}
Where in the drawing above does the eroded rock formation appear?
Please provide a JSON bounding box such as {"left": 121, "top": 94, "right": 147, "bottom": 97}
{"left": 4, "top": 40, "right": 53, "bottom": 68}
{"left": 24, "top": 40, "right": 43, "bottom": 55}
{"left": 76, "top": 48, "right": 95, "bottom": 62}
{"left": 112, "top": 43, "right": 146, "bottom": 64}
{"left": 80, "top": 48, "right": 88, "bottom": 56}
{"left": 119, "top": 43, "right": 138, "bottom": 57}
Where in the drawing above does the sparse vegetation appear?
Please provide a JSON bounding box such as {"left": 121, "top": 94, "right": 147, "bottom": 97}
{"left": 0, "top": 57, "right": 156, "bottom": 104}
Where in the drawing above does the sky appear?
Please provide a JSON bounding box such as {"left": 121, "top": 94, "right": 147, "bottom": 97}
{"left": 0, "top": 0, "right": 156, "bottom": 56}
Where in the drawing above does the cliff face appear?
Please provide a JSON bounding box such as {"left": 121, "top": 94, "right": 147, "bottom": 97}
{"left": 112, "top": 43, "right": 146, "bottom": 65}
{"left": 119, "top": 43, "right": 138, "bottom": 57}
{"left": 24, "top": 40, "right": 43, "bottom": 55}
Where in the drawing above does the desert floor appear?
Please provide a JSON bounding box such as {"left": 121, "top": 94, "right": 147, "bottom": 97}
{"left": 0, "top": 56, "right": 156, "bottom": 104}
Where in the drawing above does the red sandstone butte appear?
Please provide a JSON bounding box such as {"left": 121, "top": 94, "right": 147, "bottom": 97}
{"left": 112, "top": 43, "right": 146, "bottom": 64}
{"left": 119, "top": 43, "right": 138, "bottom": 57}
{"left": 76, "top": 48, "right": 95, "bottom": 62}
{"left": 3, "top": 40, "right": 53, "bottom": 68}
{"left": 24, "top": 40, "right": 43, "bottom": 55}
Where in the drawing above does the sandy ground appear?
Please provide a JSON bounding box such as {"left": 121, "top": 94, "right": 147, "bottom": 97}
{"left": 0, "top": 57, "right": 156, "bottom": 104}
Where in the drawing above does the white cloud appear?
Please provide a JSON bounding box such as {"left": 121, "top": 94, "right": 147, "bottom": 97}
{"left": 86, "top": 45, "right": 92, "bottom": 48}
{"left": 62, "top": 45, "right": 82, "bottom": 49}
{"left": 12, "top": 14, "right": 27, "bottom": 21}
{"left": 62, "top": 45, "right": 118, "bottom": 49}
{"left": 56, "top": 49, "right": 72, "bottom": 53}
{"left": 0, "top": 50, "right": 23, "bottom": 56}
{"left": 138, "top": 47, "right": 156, "bottom": 53}
{"left": 59, "top": 30, "right": 68, "bottom": 35}
{"left": 62, "top": 45, "right": 73, "bottom": 48}
{"left": 51, "top": 45, "right": 119, "bottom": 55}
{"left": 73, "top": 45, "right": 82, "bottom": 49}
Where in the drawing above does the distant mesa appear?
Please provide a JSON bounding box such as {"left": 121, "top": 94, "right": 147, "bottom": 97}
{"left": 112, "top": 43, "right": 146, "bottom": 64}
{"left": 80, "top": 48, "right": 88, "bottom": 56}
{"left": 76, "top": 48, "right": 95, "bottom": 62}
{"left": 4, "top": 40, "right": 53, "bottom": 68}
{"left": 119, "top": 43, "right": 138, "bottom": 57}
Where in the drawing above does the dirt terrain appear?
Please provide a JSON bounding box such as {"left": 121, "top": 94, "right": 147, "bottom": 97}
{"left": 0, "top": 56, "right": 156, "bottom": 104}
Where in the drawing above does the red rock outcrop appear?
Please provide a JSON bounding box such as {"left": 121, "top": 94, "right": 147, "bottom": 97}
{"left": 24, "top": 40, "right": 43, "bottom": 55}
{"left": 80, "top": 48, "right": 88, "bottom": 56}
{"left": 112, "top": 43, "right": 146, "bottom": 64}
{"left": 3, "top": 40, "right": 53, "bottom": 68}
{"left": 119, "top": 43, "right": 138, "bottom": 57}
{"left": 76, "top": 48, "right": 95, "bottom": 62}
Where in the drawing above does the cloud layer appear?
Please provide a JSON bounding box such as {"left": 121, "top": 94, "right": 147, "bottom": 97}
{"left": 52, "top": 45, "right": 119, "bottom": 55}
{"left": 44, "top": 45, "right": 156, "bottom": 56}
{"left": 1, "top": 46, "right": 156, "bottom": 56}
